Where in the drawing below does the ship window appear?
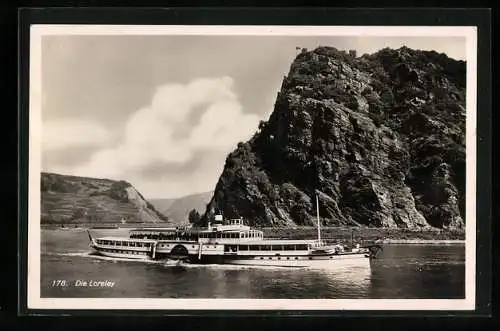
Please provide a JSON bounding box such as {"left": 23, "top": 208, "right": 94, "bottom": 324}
{"left": 295, "top": 257, "right": 299, "bottom": 260}
{"left": 130, "top": 242, "right": 135, "bottom": 247}
{"left": 309, "top": 257, "right": 312, "bottom": 260}
{"left": 271, "top": 245, "right": 283, "bottom": 251}
{"left": 277, "top": 257, "right": 281, "bottom": 260}
{"left": 268, "top": 257, "right": 272, "bottom": 259}
{"left": 260, "top": 257, "right": 264, "bottom": 260}
{"left": 262, "top": 245, "right": 271, "bottom": 251}
{"left": 287, "top": 257, "right": 290, "bottom": 260}
{"left": 192, "top": 245, "right": 195, "bottom": 248}
{"left": 284, "top": 245, "right": 295, "bottom": 251}
{"left": 239, "top": 245, "right": 248, "bottom": 251}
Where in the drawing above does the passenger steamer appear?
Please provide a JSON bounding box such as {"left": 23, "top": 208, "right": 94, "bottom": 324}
{"left": 88, "top": 198, "right": 382, "bottom": 268}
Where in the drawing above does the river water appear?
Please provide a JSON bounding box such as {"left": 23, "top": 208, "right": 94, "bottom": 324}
{"left": 41, "top": 228, "right": 465, "bottom": 299}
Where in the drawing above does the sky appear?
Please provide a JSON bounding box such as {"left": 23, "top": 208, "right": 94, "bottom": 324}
{"left": 41, "top": 34, "right": 466, "bottom": 199}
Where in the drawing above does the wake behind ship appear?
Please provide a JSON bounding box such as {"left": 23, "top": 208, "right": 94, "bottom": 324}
{"left": 88, "top": 213, "right": 382, "bottom": 268}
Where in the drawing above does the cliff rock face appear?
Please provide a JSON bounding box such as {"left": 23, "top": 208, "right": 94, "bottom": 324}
{"left": 202, "top": 46, "right": 466, "bottom": 229}
{"left": 41, "top": 172, "right": 169, "bottom": 224}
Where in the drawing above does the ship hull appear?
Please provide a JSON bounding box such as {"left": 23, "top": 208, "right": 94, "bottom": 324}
{"left": 179, "top": 252, "right": 371, "bottom": 268}
{"left": 90, "top": 245, "right": 370, "bottom": 268}
{"left": 90, "top": 245, "right": 152, "bottom": 260}
{"left": 221, "top": 254, "right": 370, "bottom": 268}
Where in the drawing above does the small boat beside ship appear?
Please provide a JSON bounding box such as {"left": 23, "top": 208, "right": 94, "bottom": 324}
{"left": 87, "top": 197, "right": 382, "bottom": 268}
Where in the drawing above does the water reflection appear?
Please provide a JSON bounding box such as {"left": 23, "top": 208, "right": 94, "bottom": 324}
{"left": 368, "top": 245, "right": 465, "bottom": 299}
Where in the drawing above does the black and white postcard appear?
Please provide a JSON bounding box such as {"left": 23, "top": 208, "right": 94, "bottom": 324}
{"left": 26, "top": 23, "right": 479, "bottom": 311}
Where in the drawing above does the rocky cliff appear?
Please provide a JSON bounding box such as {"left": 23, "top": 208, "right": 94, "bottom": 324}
{"left": 202, "top": 46, "right": 466, "bottom": 229}
{"left": 41, "top": 172, "right": 169, "bottom": 224}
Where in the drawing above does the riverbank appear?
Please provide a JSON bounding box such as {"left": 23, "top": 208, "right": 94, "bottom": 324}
{"left": 378, "top": 239, "right": 465, "bottom": 245}
{"left": 261, "top": 226, "right": 465, "bottom": 244}
{"left": 41, "top": 223, "right": 174, "bottom": 230}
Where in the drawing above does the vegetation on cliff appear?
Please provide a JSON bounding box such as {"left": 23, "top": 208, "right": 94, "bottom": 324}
{"left": 41, "top": 172, "right": 169, "bottom": 224}
{"left": 202, "top": 46, "right": 466, "bottom": 229}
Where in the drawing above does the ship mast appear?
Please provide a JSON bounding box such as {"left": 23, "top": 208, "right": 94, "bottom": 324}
{"left": 316, "top": 193, "right": 321, "bottom": 243}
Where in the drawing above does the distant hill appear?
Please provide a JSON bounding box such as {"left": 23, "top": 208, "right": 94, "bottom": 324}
{"left": 41, "top": 172, "right": 170, "bottom": 224}
{"left": 150, "top": 191, "right": 213, "bottom": 225}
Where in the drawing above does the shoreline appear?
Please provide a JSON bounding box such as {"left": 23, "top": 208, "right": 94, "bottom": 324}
{"left": 377, "top": 239, "right": 465, "bottom": 245}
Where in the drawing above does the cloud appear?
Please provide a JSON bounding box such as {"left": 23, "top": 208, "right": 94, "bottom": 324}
{"left": 64, "top": 77, "right": 260, "bottom": 197}
{"left": 43, "top": 119, "right": 113, "bottom": 151}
